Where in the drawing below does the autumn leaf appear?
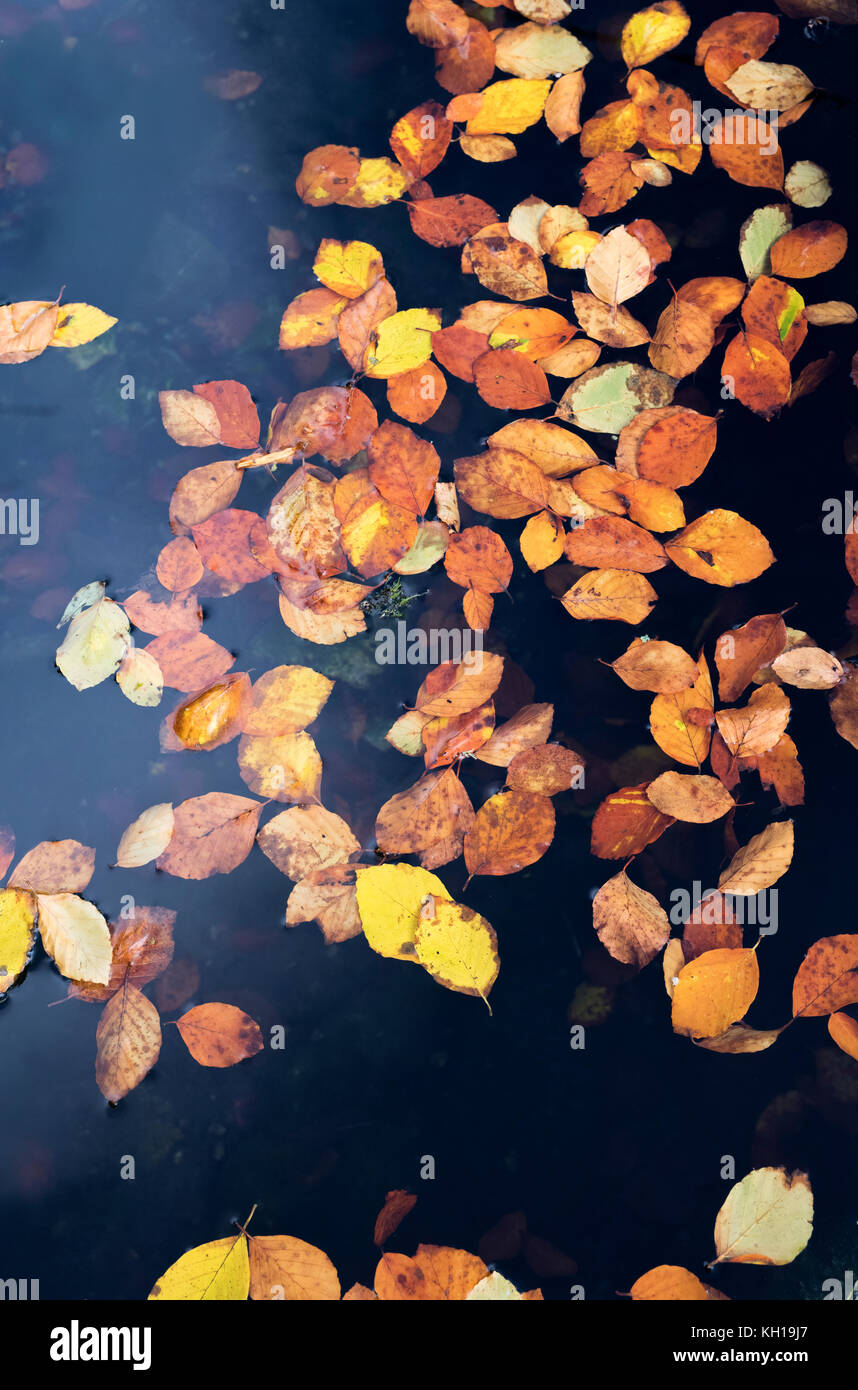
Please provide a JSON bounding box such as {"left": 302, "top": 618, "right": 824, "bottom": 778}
{"left": 0, "top": 888, "right": 37, "bottom": 994}
{"left": 415, "top": 896, "right": 498, "bottom": 1007}
{"left": 463, "top": 789, "right": 555, "bottom": 880}
{"left": 407, "top": 194, "right": 498, "bottom": 247}
{"left": 36, "top": 893, "right": 112, "bottom": 985}
{"left": 718, "top": 820, "right": 794, "bottom": 895}
{"left": 374, "top": 1244, "right": 488, "bottom": 1300}
{"left": 593, "top": 868, "right": 670, "bottom": 968}
{"left": 828, "top": 1011, "right": 858, "bottom": 1062}
{"left": 157, "top": 793, "right": 262, "bottom": 879}
{"left": 665, "top": 509, "right": 774, "bottom": 585}
{"left": 649, "top": 652, "right": 713, "bottom": 767}
{"left": 56, "top": 596, "right": 130, "bottom": 690}
{"left": 374, "top": 1192, "right": 418, "bottom": 1248}
{"left": 561, "top": 569, "right": 657, "bottom": 624}
{"left": 249, "top": 1236, "right": 340, "bottom": 1301}
{"left": 115, "top": 804, "right": 175, "bottom": 869}
{"left": 375, "top": 768, "right": 475, "bottom": 869}
{"left": 715, "top": 613, "right": 787, "bottom": 703}
{"left": 10, "top": 839, "right": 95, "bottom": 895}
{"left": 70, "top": 905, "right": 176, "bottom": 1004}
{"left": 711, "top": 1169, "right": 813, "bottom": 1266}
{"left": 621, "top": 1, "right": 691, "bottom": 70}
{"left": 646, "top": 771, "right": 733, "bottom": 823}
{"left": 176, "top": 1002, "right": 263, "bottom": 1067}
{"left": 792, "top": 935, "right": 858, "bottom": 1018}
{"left": 770, "top": 221, "right": 848, "bottom": 278}
{"left": 610, "top": 638, "right": 698, "bottom": 694}
{"left": 286, "top": 865, "right": 362, "bottom": 944}
{"left": 95, "top": 982, "right": 162, "bottom": 1102}
{"left": 255, "top": 800, "right": 352, "bottom": 881}
{"left": 149, "top": 1232, "right": 250, "bottom": 1300}
{"left": 672, "top": 948, "right": 760, "bottom": 1038}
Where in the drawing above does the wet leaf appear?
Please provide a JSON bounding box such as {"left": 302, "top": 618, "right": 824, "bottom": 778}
{"left": 176, "top": 1002, "right": 263, "bottom": 1067}
{"left": 712, "top": 1168, "right": 812, "bottom": 1266}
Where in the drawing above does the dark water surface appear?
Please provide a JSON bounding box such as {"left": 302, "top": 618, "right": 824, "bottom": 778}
{"left": 1, "top": 0, "right": 857, "bottom": 1300}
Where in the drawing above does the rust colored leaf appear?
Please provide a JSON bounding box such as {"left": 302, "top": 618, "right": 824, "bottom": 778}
{"left": 792, "top": 936, "right": 858, "bottom": 1018}
{"left": 367, "top": 420, "right": 440, "bottom": 517}
{"left": 374, "top": 1191, "right": 418, "bottom": 1247}
{"left": 177, "top": 1002, "right": 263, "bottom": 1067}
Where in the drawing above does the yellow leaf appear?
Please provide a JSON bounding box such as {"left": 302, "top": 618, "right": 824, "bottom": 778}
{"left": 622, "top": 1, "right": 691, "bottom": 70}
{"left": 237, "top": 731, "right": 322, "bottom": 802}
{"left": 312, "top": 238, "right": 385, "bottom": 299}
{"left": 50, "top": 303, "right": 117, "bottom": 348}
{"left": 465, "top": 79, "right": 552, "bottom": 136}
{"left": 0, "top": 887, "right": 37, "bottom": 993}
{"left": 149, "top": 1233, "right": 250, "bottom": 1300}
{"left": 415, "top": 896, "right": 499, "bottom": 1008}
{"left": 364, "top": 308, "right": 441, "bottom": 378}
{"left": 338, "top": 157, "right": 413, "bottom": 207}
{"left": 355, "top": 862, "right": 452, "bottom": 961}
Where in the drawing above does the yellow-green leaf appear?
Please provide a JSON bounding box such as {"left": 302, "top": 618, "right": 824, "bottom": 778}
{"left": 355, "top": 863, "right": 452, "bottom": 960}
{"left": 149, "top": 1233, "right": 250, "bottom": 1300}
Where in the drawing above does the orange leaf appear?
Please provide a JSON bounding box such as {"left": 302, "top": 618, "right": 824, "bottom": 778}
{"left": 473, "top": 348, "right": 552, "bottom": 410}
{"left": 176, "top": 1002, "right": 263, "bottom": 1067}
{"left": 665, "top": 508, "right": 774, "bottom": 586}
{"left": 792, "top": 936, "right": 858, "bottom": 1018}
{"left": 770, "top": 220, "right": 848, "bottom": 278}
{"left": 672, "top": 948, "right": 760, "bottom": 1038}
{"left": 464, "top": 790, "right": 555, "bottom": 879}
{"left": 564, "top": 516, "right": 667, "bottom": 573}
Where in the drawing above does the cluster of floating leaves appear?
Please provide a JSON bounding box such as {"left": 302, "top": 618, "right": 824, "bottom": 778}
{"left": 150, "top": 1162, "right": 812, "bottom": 1301}
{"left": 149, "top": 1161, "right": 814, "bottom": 1300}
{"left": 2, "top": 0, "right": 858, "bottom": 1290}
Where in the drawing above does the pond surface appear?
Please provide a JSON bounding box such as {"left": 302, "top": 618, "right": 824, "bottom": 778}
{"left": 0, "top": 0, "right": 857, "bottom": 1300}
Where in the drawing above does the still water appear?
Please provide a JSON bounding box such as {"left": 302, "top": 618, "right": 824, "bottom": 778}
{"left": 0, "top": 0, "right": 856, "bottom": 1299}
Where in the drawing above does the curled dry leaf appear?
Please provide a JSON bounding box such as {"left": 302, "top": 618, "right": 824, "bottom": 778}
{"left": 286, "top": 865, "right": 362, "bottom": 944}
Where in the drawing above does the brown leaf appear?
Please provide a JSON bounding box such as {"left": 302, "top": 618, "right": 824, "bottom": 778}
{"left": 593, "top": 868, "right": 670, "bottom": 968}
{"left": 95, "top": 982, "right": 161, "bottom": 1102}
